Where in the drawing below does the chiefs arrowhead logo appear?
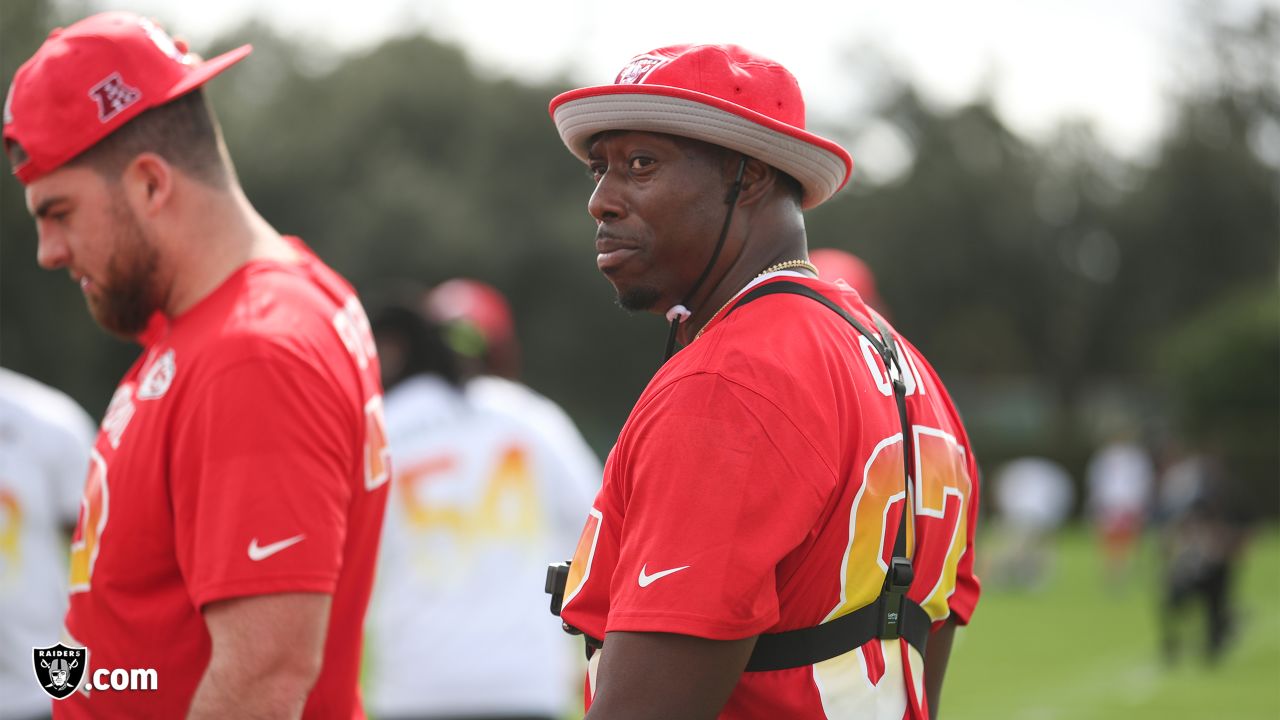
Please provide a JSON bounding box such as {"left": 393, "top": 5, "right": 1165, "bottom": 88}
{"left": 137, "top": 349, "right": 176, "bottom": 400}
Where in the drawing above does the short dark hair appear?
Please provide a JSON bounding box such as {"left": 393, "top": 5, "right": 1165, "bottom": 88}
{"left": 775, "top": 170, "right": 804, "bottom": 205}
{"left": 368, "top": 292, "right": 464, "bottom": 390}
{"left": 69, "top": 89, "right": 229, "bottom": 186}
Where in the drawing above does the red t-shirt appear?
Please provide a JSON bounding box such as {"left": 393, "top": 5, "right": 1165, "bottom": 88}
{"left": 560, "top": 276, "right": 980, "bottom": 720}
{"left": 56, "top": 238, "right": 390, "bottom": 718}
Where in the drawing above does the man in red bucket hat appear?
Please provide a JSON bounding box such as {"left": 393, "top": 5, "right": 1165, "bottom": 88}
{"left": 546, "top": 45, "right": 982, "bottom": 719}
{"left": 6, "top": 12, "right": 388, "bottom": 718}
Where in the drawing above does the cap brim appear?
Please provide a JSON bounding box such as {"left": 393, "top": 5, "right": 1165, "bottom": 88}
{"left": 550, "top": 84, "right": 852, "bottom": 209}
{"left": 166, "top": 44, "right": 252, "bottom": 101}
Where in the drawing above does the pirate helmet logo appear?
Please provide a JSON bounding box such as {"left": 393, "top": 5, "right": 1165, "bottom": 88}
{"left": 32, "top": 643, "right": 87, "bottom": 700}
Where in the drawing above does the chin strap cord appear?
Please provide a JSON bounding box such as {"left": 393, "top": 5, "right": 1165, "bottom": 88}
{"left": 662, "top": 156, "right": 748, "bottom": 361}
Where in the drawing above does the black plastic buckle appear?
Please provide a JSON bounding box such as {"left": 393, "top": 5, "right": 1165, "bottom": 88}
{"left": 878, "top": 556, "right": 914, "bottom": 640}
{"left": 545, "top": 561, "right": 571, "bottom": 617}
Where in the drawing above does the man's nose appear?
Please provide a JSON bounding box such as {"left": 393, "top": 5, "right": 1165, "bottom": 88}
{"left": 36, "top": 230, "right": 70, "bottom": 270}
{"left": 587, "top": 172, "right": 626, "bottom": 225}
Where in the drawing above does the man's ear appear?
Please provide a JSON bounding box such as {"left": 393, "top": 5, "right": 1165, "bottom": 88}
{"left": 121, "top": 152, "right": 174, "bottom": 218}
{"left": 733, "top": 156, "right": 777, "bottom": 208}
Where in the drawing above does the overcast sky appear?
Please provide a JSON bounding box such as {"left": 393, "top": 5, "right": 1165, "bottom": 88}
{"left": 90, "top": 0, "right": 1276, "bottom": 161}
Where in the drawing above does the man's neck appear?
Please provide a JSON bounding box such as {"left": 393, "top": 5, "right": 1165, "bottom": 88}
{"left": 677, "top": 241, "right": 812, "bottom": 344}
{"left": 160, "top": 184, "right": 293, "bottom": 318}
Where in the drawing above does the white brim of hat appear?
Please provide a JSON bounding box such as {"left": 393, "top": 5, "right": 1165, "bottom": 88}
{"left": 551, "top": 85, "right": 852, "bottom": 209}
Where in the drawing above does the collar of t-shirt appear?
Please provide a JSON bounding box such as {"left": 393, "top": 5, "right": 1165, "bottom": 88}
{"left": 702, "top": 269, "right": 813, "bottom": 337}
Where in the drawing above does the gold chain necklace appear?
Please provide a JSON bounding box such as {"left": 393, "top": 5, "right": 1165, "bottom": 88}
{"left": 694, "top": 260, "right": 819, "bottom": 340}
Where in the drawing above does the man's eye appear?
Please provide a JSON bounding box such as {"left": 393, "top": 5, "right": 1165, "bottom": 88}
{"left": 629, "top": 157, "right": 654, "bottom": 171}
{"left": 588, "top": 164, "right": 606, "bottom": 181}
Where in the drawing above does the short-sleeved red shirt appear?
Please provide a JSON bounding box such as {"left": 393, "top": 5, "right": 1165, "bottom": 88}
{"left": 56, "top": 238, "right": 390, "bottom": 719}
{"left": 560, "top": 276, "right": 980, "bottom": 720}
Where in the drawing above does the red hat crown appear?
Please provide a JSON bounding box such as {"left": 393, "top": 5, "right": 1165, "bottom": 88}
{"left": 550, "top": 44, "right": 852, "bottom": 208}
{"left": 613, "top": 45, "right": 806, "bottom": 130}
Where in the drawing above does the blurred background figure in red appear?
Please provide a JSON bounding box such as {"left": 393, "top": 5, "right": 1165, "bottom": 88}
{"left": 1086, "top": 421, "right": 1156, "bottom": 588}
{"left": 425, "top": 278, "right": 522, "bottom": 382}
{"left": 809, "top": 248, "right": 888, "bottom": 318}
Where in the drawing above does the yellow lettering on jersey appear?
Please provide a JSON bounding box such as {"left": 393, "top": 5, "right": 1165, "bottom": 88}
{"left": 397, "top": 444, "right": 540, "bottom": 541}
{"left": 0, "top": 488, "right": 21, "bottom": 579}
{"left": 826, "top": 435, "right": 905, "bottom": 621}
{"left": 826, "top": 425, "right": 974, "bottom": 623}
{"left": 563, "top": 508, "right": 603, "bottom": 610}
{"left": 912, "top": 429, "right": 971, "bottom": 617}
{"left": 475, "top": 446, "right": 538, "bottom": 537}
{"left": 69, "top": 451, "right": 108, "bottom": 593}
{"left": 364, "top": 395, "right": 391, "bottom": 491}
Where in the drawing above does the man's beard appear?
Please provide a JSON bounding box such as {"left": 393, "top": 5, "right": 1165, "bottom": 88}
{"left": 616, "top": 285, "right": 663, "bottom": 312}
{"left": 88, "top": 204, "right": 162, "bottom": 339}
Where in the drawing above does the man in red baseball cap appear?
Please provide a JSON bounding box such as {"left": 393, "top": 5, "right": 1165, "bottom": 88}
{"left": 547, "top": 45, "right": 982, "bottom": 719}
{"left": 6, "top": 12, "right": 388, "bottom": 718}
{"left": 809, "top": 247, "right": 889, "bottom": 317}
{"left": 424, "top": 278, "right": 522, "bottom": 381}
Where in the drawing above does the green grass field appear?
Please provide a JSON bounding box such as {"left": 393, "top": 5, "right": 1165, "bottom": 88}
{"left": 942, "top": 525, "right": 1280, "bottom": 719}
{"left": 540, "top": 526, "right": 1280, "bottom": 720}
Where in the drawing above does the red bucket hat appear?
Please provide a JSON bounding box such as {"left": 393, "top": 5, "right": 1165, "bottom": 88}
{"left": 549, "top": 44, "right": 852, "bottom": 209}
{"left": 3, "top": 11, "right": 251, "bottom": 185}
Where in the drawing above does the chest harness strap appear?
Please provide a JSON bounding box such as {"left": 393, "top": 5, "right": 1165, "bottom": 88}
{"left": 727, "top": 280, "right": 929, "bottom": 671}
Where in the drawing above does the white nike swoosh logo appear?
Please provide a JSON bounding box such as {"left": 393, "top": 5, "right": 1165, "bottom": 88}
{"left": 638, "top": 563, "right": 691, "bottom": 588}
{"left": 247, "top": 534, "right": 306, "bottom": 561}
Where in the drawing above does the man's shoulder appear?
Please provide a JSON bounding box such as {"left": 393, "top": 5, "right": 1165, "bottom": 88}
{"left": 179, "top": 259, "right": 359, "bottom": 371}
{"left": 468, "top": 375, "right": 557, "bottom": 419}
{"left": 662, "top": 279, "right": 870, "bottom": 391}
{"left": 0, "top": 366, "right": 96, "bottom": 442}
{"left": 467, "top": 375, "right": 592, "bottom": 450}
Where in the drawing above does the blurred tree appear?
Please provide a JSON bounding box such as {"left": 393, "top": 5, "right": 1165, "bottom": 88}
{"left": 1157, "top": 283, "right": 1279, "bottom": 516}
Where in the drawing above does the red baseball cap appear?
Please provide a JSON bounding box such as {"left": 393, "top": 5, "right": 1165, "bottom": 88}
{"left": 3, "top": 11, "right": 252, "bottom": 185}
{"left": 549, "top": 44, "right": 852, "bottom": 209}
{"left": 424, "top": 279, "right": 516, "bottom": 352}
{"left": 424, "top": 278, "right": 521, "bottom": 379}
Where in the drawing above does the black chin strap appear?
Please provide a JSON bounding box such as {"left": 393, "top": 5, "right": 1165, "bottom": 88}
{"left": 663, "top": 156, "right": 748, "bottom": 361}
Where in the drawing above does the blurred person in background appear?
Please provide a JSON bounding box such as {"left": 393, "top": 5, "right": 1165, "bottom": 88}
{"left": 988, "top": 456, "right": 1075, "bottom": 590}
{"left": 5, "top": 12, "right": 388, "bottom": 717}
{"left": 365, "top": 280, "right": 600, "bottom": 720}
{"left": 808, "top": 247, "right": 888, "bottom": 317}
{"left": 0, "top": 368, "right": 96, "bottom": 720}
{"left": 1156, "top": 442, "right": 1247, "bottom": 666}
{"left": 546, "top": 44, "right": 980, "bottom": 720}
{"left": 1086, "top": 423, "right": 1155, "bottom": 587}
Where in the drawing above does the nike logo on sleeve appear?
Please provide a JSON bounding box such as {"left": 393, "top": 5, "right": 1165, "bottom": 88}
{"left": 638, "top": 563, "right": 691, "bottom": 588}
{"left": 248, "top": 534, "right": 306, "bottom": 561}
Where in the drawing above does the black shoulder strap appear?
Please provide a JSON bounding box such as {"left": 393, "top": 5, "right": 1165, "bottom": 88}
{"left": 723, "top": 280, "right": 928, "bottom": 671}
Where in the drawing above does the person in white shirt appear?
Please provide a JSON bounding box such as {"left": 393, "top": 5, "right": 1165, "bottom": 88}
{"left": 364, "top": 281, "right": 601, "bottom": 720}
{"left": 989, "top": 456, "right": 1075, "bottom": 589}
{"left": 1086, "top": 428, "right": 1155, "bottom": 585}
{"left": 0, "top": 368, "right": 96, "bottom": 720}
